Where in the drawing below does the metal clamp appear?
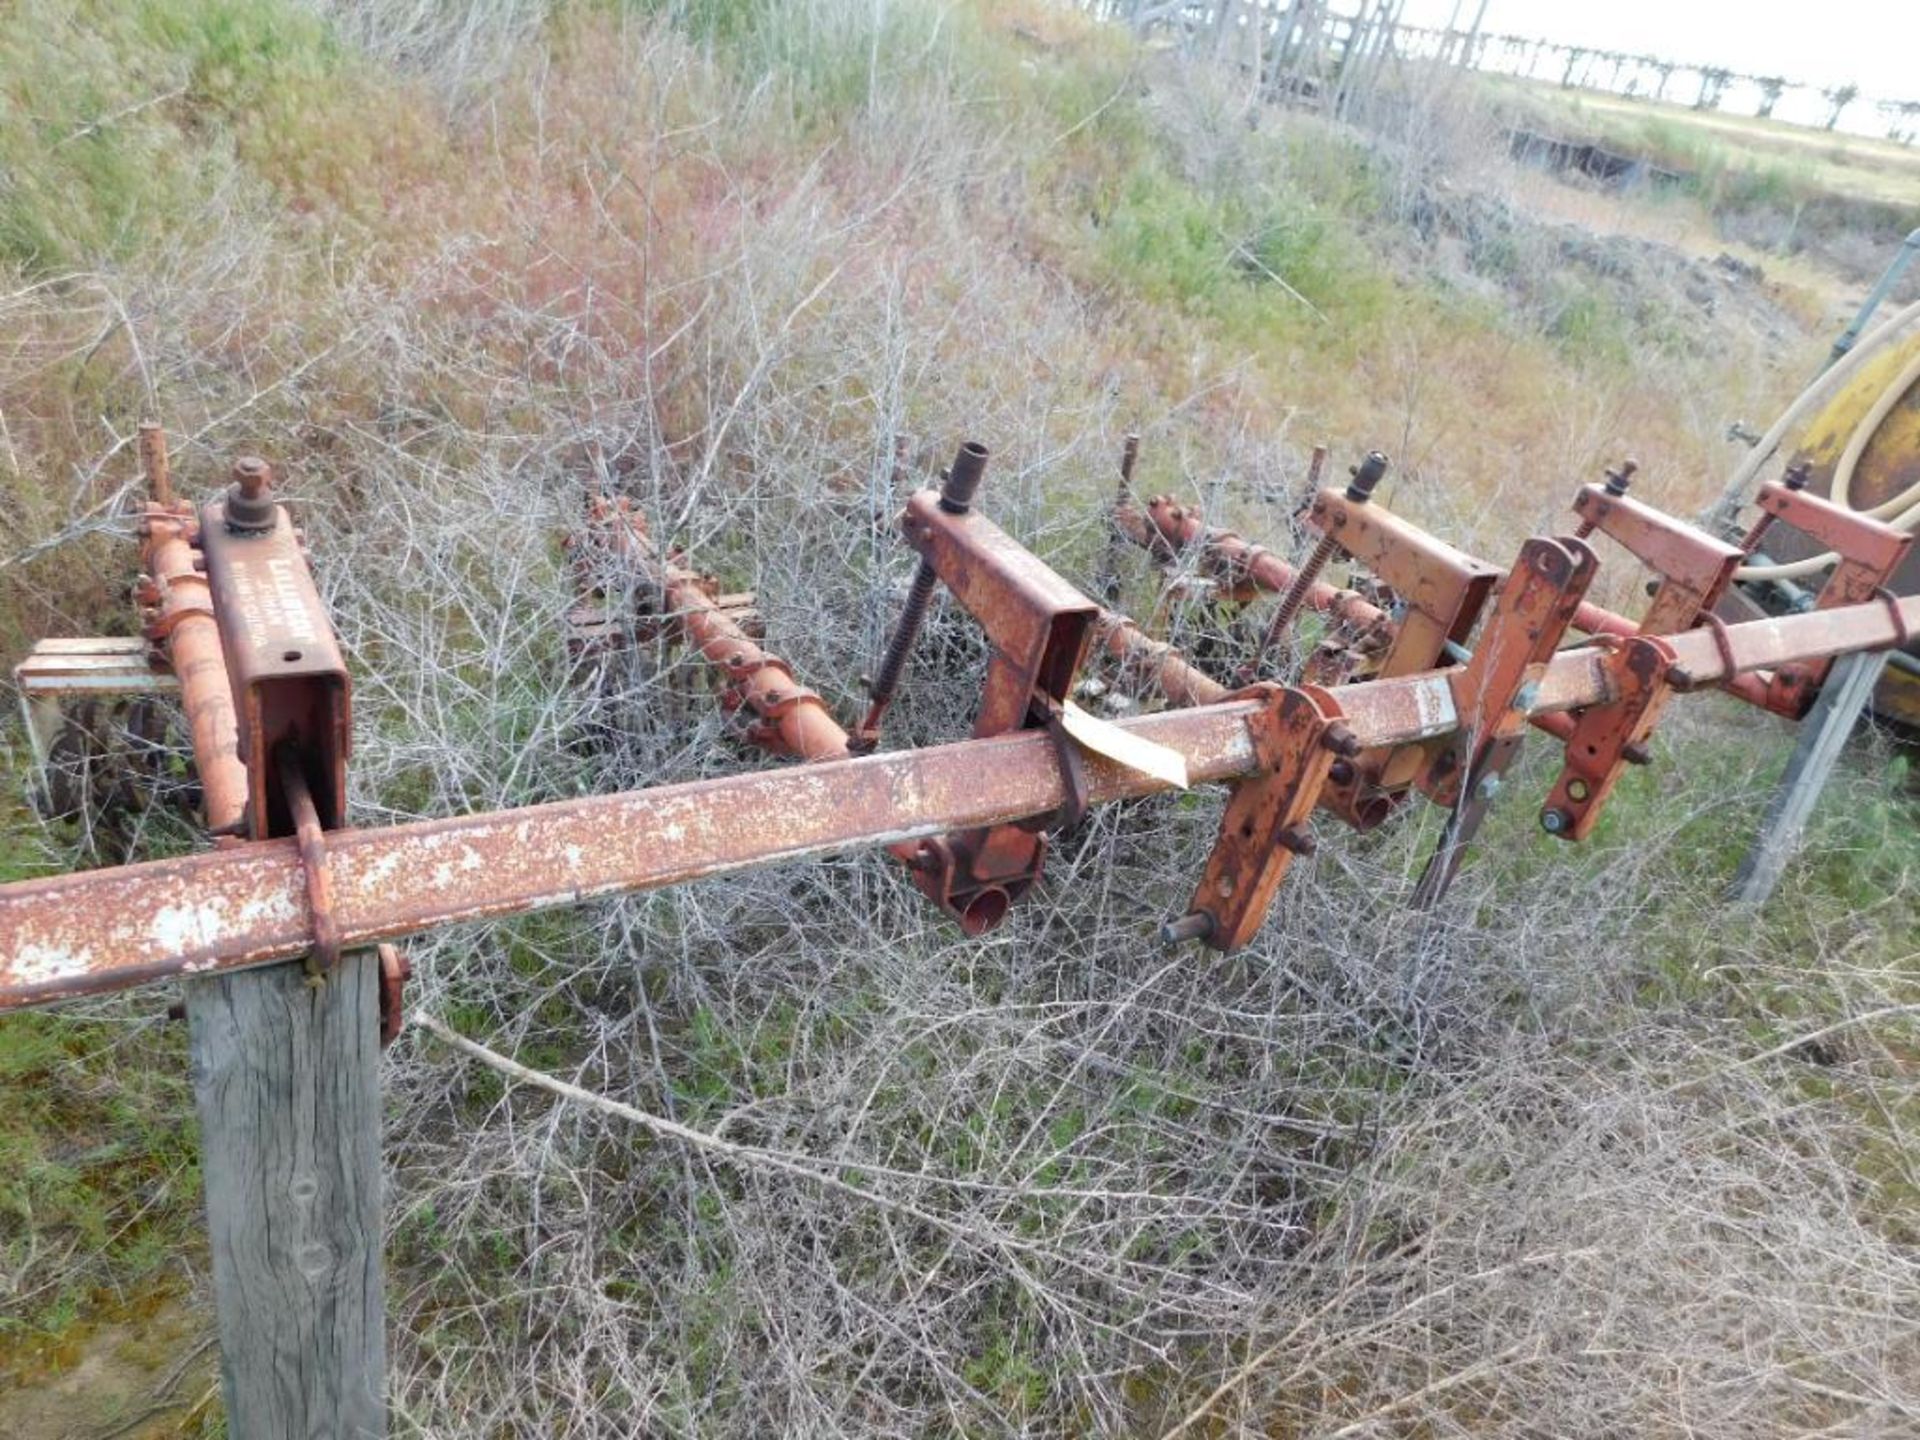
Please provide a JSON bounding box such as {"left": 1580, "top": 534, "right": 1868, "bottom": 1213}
{"left": 1700, "top": 611, "right": 1740, "bottom": 680}
{"left": 1038, "top": 699, "right": 1091, "bottom": 831}
{"left": 277, "top": 744, "right": 340, "bottom": 977}
{"left": 1873, "top": 586, "right": 1913, "bottom": 652}
{"left": 377, "top": 943, "right": 411, "bottom": 1047}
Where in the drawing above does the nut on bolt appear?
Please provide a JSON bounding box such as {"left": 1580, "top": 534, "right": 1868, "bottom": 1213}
{"left": 224, "top": 456, "right": 277, "bottom": 535}
{"left": 1345, "top": 450, "right": 1390, "bottom": 503}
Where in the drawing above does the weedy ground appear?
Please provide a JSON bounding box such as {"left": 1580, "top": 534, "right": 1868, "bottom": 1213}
{"left": 0, "top": 2, "right": 1915, "bottom": 1436}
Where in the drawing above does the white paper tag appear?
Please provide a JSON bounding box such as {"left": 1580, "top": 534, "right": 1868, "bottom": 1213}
{"left": 1058, "top": 701, "right": 1190, "bottom": 790}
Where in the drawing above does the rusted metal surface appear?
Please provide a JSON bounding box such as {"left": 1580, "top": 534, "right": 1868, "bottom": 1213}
{"left": 6, "top": 588, "right": 1917, "bottom": 1003}
{"left": 138, "top": 503, "right": 249, "bottom": 834}
{"left": 1260, "top": 452, "right": 1390, "bottom": 664}
{"left": 585, "top": 495, "right": 853, "bottom": 763}
{"left": 858, "top": 441, "right": 990, "bottom": 747}
{"left": 1127, "top": 495, "right": 1394, "bottom": 636}
{"left": 1127, "top": 486, "right": 1788, "bottom": 716}
{"left": 893, "top": 474, "right": 1100, "bottom": 931}
{"left": 0, "top": 701, "right": 1264, "bottom": 1007}
{"left": 1573, "top": 459, "right": 1636, "bottom": 540}
{"left": 11, "top": 448, "right": 1920, "bottom": 1010}
{"left": 1412, "top": 535, "right": 1597, "bottom": 905}
{"left": 199, "top": 460, "right": 350, "bottom": 837}
{"left": 1540, "top": 635, "right": 1678, "bottom": 842}
{"left": 1094, "top": 609, "right": 1230, "bottom": 708}
{"left": 1307, "top": 486, "right": 1504, "bottom": 678}
{"left": 1572, "top": 482, "right": 1745, "bottom": 637}
{"left": 138, "top": 421, "right": 173, "bottom": 508}
{"left": 278, "top": 743, "right": 341, "bottom": 975}
{"left": 377, "top": 943, "right": 410, "bottom": 1048}
{"left": 1174, "top": 683, "right": 1345, "bottom": 950}
{"left": 1755, "top": 334, "right": 1920, "bottom": 728}
{"left": 902, "top": 488, "right": 1098, "bottom": 735}
{"left": 1749, "top": 479, "right": 1913, "bottom": 710}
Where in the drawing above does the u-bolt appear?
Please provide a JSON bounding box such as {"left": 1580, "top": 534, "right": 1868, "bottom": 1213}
{"left": 1256, "top": 450, "right": 1389, "bottom": 667}
{"left": 857, "top": 441, "right": 989, "bottom": 747}
{"left": 1574, "top": 457, "right": 1636, "bottom": 539}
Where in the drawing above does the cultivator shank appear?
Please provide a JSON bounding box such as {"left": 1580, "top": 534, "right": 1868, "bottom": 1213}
{"left": 4, "top": 432, "right": 1917, "bottom": 1017}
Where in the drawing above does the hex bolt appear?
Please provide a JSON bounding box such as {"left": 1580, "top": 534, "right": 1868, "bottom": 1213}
{"left": 1476, "top": 772, "right": 1502, "bottom": 801}
{"left": 1327, "top": 758, "right": 1357, "bottom": 786}
{"left": 857, "top": 441, "right": 989, "bottom": 747}
{"left": 1540, "top": 807, "right": 1571, "bottom": 835}
{"left": 1278, "top": 825, "right": 1317, "bottom": 856}
{"left": 1256, "top": 451, "right": 1390, "bottom": 670}
{"left": 1160, "top": 910, "right": 1215, "bottom": 945}
{"left": 1321, "top": 723, "right": 1362, "bottom": 759}
{"left": 1575, "top": 457, "right": 1635, "bottom": 539}
{"left": 224, "top": 456, "right": 277, "bottom": 535}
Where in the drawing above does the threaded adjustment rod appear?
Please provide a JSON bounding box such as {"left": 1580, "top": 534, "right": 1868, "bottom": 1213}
{"left": 1255, "top": 450, "right": 1389, "bottom": 668}
{"left": 1739, "top": 460, "right": 1810, "bottom": 556}
{"left": 1574, "top": 457, "right": 1636, "bottom": 539}
{"left": 857, "top": 441, "right": 989, "bottom": 747}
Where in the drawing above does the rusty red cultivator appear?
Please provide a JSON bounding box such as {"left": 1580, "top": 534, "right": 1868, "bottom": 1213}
{"left": 3, "top": 431, "right": 1916, "bottom": 1015}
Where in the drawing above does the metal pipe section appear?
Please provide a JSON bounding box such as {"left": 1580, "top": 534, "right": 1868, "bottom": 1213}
{"left": 1094, "top": 609, "right": 1230, "bottom": 707}
{"left": 137, "top": 505, "right": 248, "bottom": 834}
{"left": 6, "top": 587, "right": 1915, "bottom": 1012}
{"left": 1121, "top": 497, "right": 1392, "bottom": 636}
{"left": 138, "top": 422, "right": 172, "bottom": 508}
{"left": 586, "top": 496, "right": 853, "bottom": 763}
{"left": 1827, "top": 226, "right": 1920, "bottom": 371}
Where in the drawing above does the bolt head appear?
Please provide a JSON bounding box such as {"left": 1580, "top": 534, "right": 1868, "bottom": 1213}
{"left": 223, "top": 456, "right": 277, "bottom": 534}
{"left": 1540, "top": 807, "right": 1570, "bottom": 835}
{"left": 1476, "top": 773, "right": 1502, "bottom": 801}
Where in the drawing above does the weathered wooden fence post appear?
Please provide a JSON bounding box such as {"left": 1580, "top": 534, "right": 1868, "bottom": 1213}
{"left": 188, "top": 957, "right": 386, "bottom": 1437}
{"left": 152, "top": 444, "right": 384, "bottom": 1438}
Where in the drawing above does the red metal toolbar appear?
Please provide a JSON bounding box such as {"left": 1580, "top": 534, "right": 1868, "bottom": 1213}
{"left": 5, "top": 436, "right": 1916, "bottom": 1016}
{"left": 4, "top": 586, "right": 1913, "bottom": 1010}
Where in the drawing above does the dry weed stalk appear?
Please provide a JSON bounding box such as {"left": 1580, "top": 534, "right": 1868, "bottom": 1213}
{"left": 0, "top": 4, "right": 1912, "bottom": 1436}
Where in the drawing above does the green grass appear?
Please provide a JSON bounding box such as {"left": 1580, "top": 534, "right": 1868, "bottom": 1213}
{"left": 0, "top": 1011, "right": 201, "bottom": 1377}
{"left": 1492, "top": 75, "right": 1920, "bottom": 216}
{"left": 0, "top": 0, "right": 351, "bottom": 270}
